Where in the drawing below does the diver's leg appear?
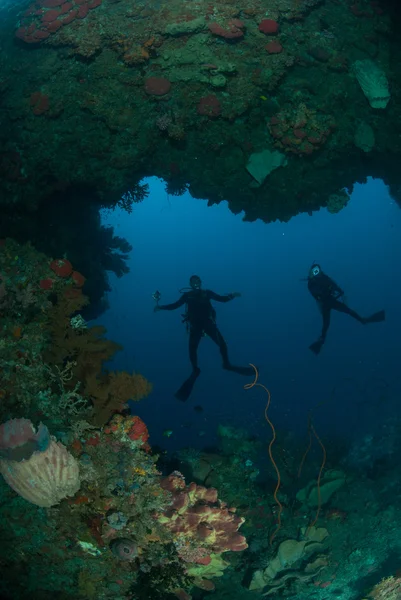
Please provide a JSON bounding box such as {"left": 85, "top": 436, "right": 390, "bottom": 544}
{"left": 330, "top": 299, "right": 365, "bottom": 323}
{"left": 204, "top": 321, "right": 254, "bottom": 375}
{"left": 188, "top": 326, "right": 203, "bottom": 372}
{"left": 310, "top": 303, "right": 330, "bottom": 354}
{"left": 203, "top": 321, "right": 230, "bottom": 366}
{"left": 321, "top": 304, "right": 331, "bottom": 339}
{"left": 176, "top": 329, "right": 202, "bottom": 401}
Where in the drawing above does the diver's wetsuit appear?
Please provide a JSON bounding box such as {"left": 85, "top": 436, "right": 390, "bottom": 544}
{"left": 308, "top": 272, "right": 365, "bottom": 351}
{"left": 159, "top": 289, "right": 232, "bottom": 370}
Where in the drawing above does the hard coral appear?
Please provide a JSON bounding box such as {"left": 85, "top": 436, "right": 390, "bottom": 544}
{"left": 266, "top": 41, "right": 283, "bottom": 54}
{"left": 144, "top": 77, "right": 171, "bottom": 96}
{"left": 104, "top": 414, "right": 149, "bottom": 446}
{"left": 30, "top": 91, "right": 50, "bottom": 116}
{"left": 39, "top": 277, "right": 54, "bottom": 290}
{"left": 208, "top": 19, "right": 244, "bottom": 39}
{"left": 15, "top": 0, "right": 102, "bottom": 43}
{"left": 197, "top": 95, "right": 221, "bottom": 118}
{"left": 268, "top": 105, "right": 335, "bottom": 155}
{"left": 259, "top": 19, "right": 279, "bottom": 34}
{"left": 50, "top": 258, "right": 73, "bottom": 277}
{"left": 71, "top": 270, "right": 85, "bottom": 287}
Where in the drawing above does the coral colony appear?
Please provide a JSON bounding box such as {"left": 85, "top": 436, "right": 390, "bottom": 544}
{"left": 1, "top": 0, "right": 398, "bottom": 221}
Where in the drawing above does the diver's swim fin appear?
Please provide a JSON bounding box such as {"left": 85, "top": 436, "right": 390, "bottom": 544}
{"left": 175, "top": 368, "right": 201, "bottom": 402}
{"left": 223, "top": 363, "right": 256, "bottom": 376}
{"left": 365, "top": 310, "right": 385, "bottom": 324}
{"left": 309, "top": 339, "right": 324, "bottom": 355}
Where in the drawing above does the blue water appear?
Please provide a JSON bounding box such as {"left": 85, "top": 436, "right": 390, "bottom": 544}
{"left": 98, "top": 177, "right": 401, "bottom": 454}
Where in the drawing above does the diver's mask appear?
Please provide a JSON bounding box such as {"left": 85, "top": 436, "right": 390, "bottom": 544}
{"left": 190, "top": 275, "right": 202, "bottom": 290}
{"left": 309, "top": 265, "right": 321, "bottom": 278}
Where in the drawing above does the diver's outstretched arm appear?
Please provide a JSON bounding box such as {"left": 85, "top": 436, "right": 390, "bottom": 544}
{"left": 208, "top": 290, "right": 240, "bottom": 302}
{"left": 156, "top": 295, "right": 186, "bottom": 311}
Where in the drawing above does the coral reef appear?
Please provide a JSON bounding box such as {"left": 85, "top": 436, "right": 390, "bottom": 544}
{"left": 1, "top": 0, "right": 401, "bottom": 225}
{"left": 0, "top": 187, "right": 134, "bottom": 320}
{"left": 2, "top": 234, "right": 401, "bottom": 600}
{"left": 0, "top": 237, "right": 249, "bottom": 599}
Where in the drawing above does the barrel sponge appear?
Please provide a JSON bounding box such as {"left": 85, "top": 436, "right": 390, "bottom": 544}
{"left": 353, "top": 59, "right": 390, "bottom": 109}
{"left": 0, "top": 437, "right": 80, "bottom": 507}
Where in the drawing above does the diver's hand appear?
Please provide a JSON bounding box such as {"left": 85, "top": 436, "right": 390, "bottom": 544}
{"left": 229, "top": 292, "right": 241, "bottom": 299}
{"left": 154, "top": 305, "right": 162, "bottom": 312}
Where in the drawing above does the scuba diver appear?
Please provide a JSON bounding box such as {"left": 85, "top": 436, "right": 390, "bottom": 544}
{"left": 307, "top": 263, "right": 385, "bottom": 355}
{"left": 154, "top": 275, "right": 254, "bottom": 401}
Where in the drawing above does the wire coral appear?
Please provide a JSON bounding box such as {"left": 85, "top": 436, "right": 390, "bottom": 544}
{"left": 244, "top": 364, "right": 282, "bottom": 545}
{"left": 298, "top": 414, "right": 327, "bottom": 530}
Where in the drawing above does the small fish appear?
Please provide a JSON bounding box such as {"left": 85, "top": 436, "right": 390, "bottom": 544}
{"left": 194, "top": 405, "right": 203, "bottom": 413}
{"left": 260, "top": 95, "right": 267, "bottom": 101}
{"left": 163, "top": 429, "right": 173, "bottom": 438}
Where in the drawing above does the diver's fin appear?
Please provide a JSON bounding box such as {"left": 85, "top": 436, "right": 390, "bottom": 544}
{"left": 175, "top": 369, "right": 201, "bottom": 402}
{"left": 365, "top": 310, "right": 385, "bottom": 324}
{"left": 223, "top": 363, "right": 256, "bottom": 376}
{"left": 309, "top": 339, "right": 324, "bottom": 355}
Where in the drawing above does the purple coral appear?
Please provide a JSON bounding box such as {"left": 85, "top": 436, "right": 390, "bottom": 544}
{"left": 0, "top": 418, "right": 50, "bottom": 461}
{"left": 110, "top": 538, "right": 138, "bottom": 561}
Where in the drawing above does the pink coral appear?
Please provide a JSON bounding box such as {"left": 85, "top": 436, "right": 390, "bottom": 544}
{"left": 208, "top": 20, "right": 244, "bottom": 39}
{"left": 71, "top": 270, "right": 86, "bottom": 287}
{"left": 30, "top": 92, "right": 50, "bottom": 116}
{"left": 197, "top": 95, "right": 221, "bottom": 118}
{"left": 266, "top": 41, "right": 283, "bottom": 54}
{"left": 0, "top": 418, "right": 36, "bottom": 449}
{"left": 15, "top": 0, "right": 102, "bottom": 43}
{"left": 50, "top": 258, "right": 73, "bottom": 277}
{"left": 144, "top": 77, "right": 171, "bottom": 96}
{"left": 0, "top": 418, "right": 49, "bottom": 461}
{"left": 259, "top": 19, "right": 279, "bottom": 34}
{"left": 42, "top": 9, "right": 61, "bottom": 22}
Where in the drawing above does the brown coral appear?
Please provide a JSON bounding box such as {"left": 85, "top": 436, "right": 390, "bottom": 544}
{"left": 44, "top": 291, "right": 151, "bottom": 426}
{"left": 85, "top": 370, "right": 152, "bottom": 426}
